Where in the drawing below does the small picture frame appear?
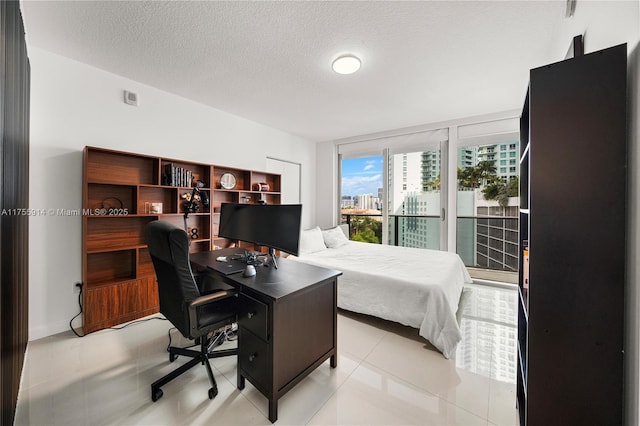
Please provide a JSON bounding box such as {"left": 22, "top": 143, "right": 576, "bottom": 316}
{"left": 149, "top": 202, "right": 163, "bottom": 214}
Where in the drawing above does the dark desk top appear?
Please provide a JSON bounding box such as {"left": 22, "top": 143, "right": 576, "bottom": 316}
{"left": 190, "top": 248, "right": 341, "bottom": 301}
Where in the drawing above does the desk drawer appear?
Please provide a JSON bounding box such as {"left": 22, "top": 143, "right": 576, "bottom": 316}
{"left": 238, "top": 293, "right": 268, "bottom": 341}
{"left": 238, "top": 328, "right": 269, "bottom": 389}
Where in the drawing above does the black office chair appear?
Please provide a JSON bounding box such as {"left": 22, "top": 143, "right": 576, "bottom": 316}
{"left": 144, "top": 220, "right": 238, "bottom": 402}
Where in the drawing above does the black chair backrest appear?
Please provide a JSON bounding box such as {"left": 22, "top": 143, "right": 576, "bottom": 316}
{"left": 145, "top": 220, "right": 201, "bottom": 337}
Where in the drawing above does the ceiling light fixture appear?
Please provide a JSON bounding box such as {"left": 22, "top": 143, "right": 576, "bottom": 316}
{"left": 332, "top": 55, "right": 361, "bottom": 75}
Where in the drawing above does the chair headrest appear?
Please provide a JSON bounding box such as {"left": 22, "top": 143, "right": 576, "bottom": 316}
{"left": 144, "top": 220, "right": 190, "bottom": 265}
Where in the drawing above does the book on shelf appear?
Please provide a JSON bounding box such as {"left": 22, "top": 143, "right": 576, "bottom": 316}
{"left": 523, "top": 240, "right": 529, "bottom": 290}
{"left": 163, "top": 163, "right": 174, "bottom": 186}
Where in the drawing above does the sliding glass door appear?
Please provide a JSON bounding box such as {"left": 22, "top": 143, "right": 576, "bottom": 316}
{"left": 387, "top": 144, "right": 443, "bottom": 250}
{"left": 456, "top": 140, "right": 519, "bottom": 282}
{"left": 338, "top": 131, "right": 448, "bottom": 252}
{"left": 337, "top": 116, "right": 521, "bottom": 284}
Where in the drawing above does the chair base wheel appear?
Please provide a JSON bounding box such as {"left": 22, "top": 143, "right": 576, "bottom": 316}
{"left": 169, "top": 353, "right": 178, "bottom": 362}
{"left": 152, "top": 388, "right": 163, "bottom": 402}
{"left": 208, "top": 386, "right": 218, "bottom": 399}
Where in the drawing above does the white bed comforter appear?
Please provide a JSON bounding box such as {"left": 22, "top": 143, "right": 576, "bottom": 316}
{"left": 291, "top": 241, "right": 472, "bottom": 358}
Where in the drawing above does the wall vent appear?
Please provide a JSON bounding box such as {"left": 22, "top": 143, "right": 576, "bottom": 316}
{"left": 124, "top": 90, "right": 139, "bottom": 106}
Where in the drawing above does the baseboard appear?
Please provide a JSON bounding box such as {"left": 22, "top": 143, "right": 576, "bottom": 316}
{"left": 28, "top": 319, "right": 74, "bottom": 341}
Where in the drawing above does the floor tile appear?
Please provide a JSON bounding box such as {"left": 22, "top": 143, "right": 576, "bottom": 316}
{"left": 365, "top": 330, "right": 491, "bottom": 420}
{"left": 308, "top": 362, "right": 488, "bottom": 425}
{"left": 227, "top": 354, "right": 361, "bottom": 425}
{"left": 487, "top": 379, "right": 518, "bottom": 426}
{"left": 336, "top": 312, "right": 387, "bottom": 360}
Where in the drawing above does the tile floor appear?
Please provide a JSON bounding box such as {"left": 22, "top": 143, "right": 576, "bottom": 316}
{"left": 15, "top": 284, "right": 518, "bottom": 425}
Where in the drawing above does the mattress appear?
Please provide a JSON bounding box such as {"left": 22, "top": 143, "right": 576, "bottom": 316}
{"left": 291, "top": 241, "right": 472, "bottom": 358}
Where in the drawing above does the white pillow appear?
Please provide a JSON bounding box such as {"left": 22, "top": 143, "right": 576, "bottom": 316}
{"left": 322, "top": 226, "right": 349, "bottom": 248}
{"left": 299, "top": 226, "right": 327, "bottom": 255}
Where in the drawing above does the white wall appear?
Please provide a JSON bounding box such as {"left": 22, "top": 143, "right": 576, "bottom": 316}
{"left": 627, "top": 38, "right": 640, "bottom": 426}
{"left": 627, "top": 3, "right": 640, "bottom": 424}
{"left": 28, "top": 47, "right": 317, "bottom": 340}
{"left": 549, "top": 0, "right": 638, "bottom": 60}
{"left": 315, "top": 141, "right": 338, "bottom": 228}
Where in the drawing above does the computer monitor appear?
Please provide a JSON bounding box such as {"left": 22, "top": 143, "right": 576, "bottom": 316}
{"left": 218, "top": 203, "right": 302, "bottom": 258}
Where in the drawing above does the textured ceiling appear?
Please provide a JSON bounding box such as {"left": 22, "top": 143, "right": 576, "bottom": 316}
{"left": 21, "top": 1, "right": 566, "bottom": 142}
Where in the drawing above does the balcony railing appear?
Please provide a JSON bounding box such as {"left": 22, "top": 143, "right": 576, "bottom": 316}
{"left": 457, "top": 215, "right": 519, "bottom": 272}
{"left": 341, "top": 212, "right": 383, "bottom": 244}
{"left": 341, "top": 212, "right": 440, "bottom": 248}
{"left": 341, "top": 213, "right": 518, "bottom": 273}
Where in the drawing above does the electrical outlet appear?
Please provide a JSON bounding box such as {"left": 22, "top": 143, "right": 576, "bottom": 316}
{"left": 74, "top": 282, "right": 82, "bottom": 294}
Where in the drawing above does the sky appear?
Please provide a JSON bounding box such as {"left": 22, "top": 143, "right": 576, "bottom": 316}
{"left": 341, "top": 156, "right": 383, "bottom": 197}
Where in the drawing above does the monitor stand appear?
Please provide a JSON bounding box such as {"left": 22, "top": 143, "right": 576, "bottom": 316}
{"left": 268, "top": 247, "right": 278, "bottom": 269}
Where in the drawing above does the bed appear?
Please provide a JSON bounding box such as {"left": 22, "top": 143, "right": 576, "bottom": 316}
{"left": 290, "top": 226, "right": 472, "bottom": 359}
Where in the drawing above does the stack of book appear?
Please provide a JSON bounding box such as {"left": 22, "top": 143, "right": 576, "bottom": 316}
{"left": 163, "top": 163, "right": 193, "bottom": 188}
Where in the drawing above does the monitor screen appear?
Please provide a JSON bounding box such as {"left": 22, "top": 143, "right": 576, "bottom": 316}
{"left": 218, "top": 203, "right": 302, "bottom": 256}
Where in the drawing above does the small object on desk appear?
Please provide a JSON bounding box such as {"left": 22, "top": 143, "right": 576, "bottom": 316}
{"left": 245, "top": 252, "right": 258, "bottom": 265}
{"left": 216, "top": 256, "right": 227, "bottom": 262}
{"left": 243, "top": 264, "right": 256, "bottom": 277}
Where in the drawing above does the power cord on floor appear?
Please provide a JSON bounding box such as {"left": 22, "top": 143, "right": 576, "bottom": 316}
{"left": 166, "top": 326, "right": 198, "bottom": 352}
{"left": 224, "top": 324, "right": 238, "bottom": 341}
{"left": 166, "top": 323, "right": 238, "bottom": 353}
{"left": 69, "top": 283, "right": 85, "bottom": 338}
{"left": 109, "top": 316, "right": 168, "bottom": 330}
{"left": 69, "top": 282, "right": 167, "bottom": 337}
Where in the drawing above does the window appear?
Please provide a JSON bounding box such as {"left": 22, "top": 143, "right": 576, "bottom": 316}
{"left": 456, "top": 140, "right": 520, "bottom": 279}
{"left": 340, "top": 155, "right": 383, "bottom": 243}
{"left": 338, "top": 122, "right": 519, "bottom": 284}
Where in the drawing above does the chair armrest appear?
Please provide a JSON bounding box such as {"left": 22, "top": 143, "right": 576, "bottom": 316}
{"left": 187, "top": 290, "right": 237, "bottom": 334}
{"left": 190, "top": 290, "right": 236, "bottom": 308}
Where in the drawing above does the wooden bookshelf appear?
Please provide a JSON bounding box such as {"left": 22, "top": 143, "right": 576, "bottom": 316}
{"left": 82, "top": 146, "right": 281, "bottom": 333}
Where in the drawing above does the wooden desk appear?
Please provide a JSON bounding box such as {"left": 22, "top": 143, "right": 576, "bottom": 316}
{"left": 190, "top": 248, "right": 341, "bottom": 423}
